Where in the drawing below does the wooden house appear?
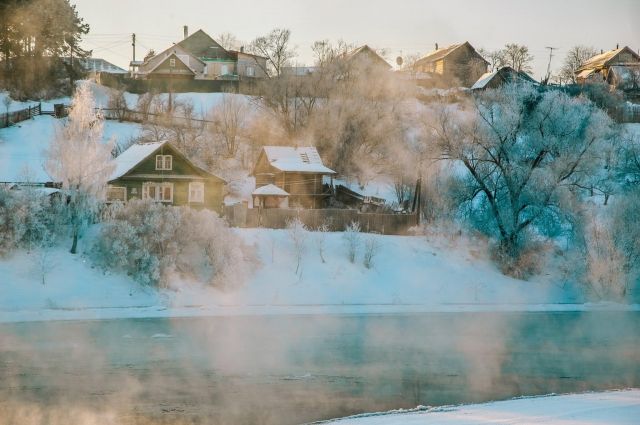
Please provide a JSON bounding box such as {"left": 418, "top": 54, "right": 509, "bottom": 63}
{"left": 252, "top": 146, "right": 336, "bottom": 209}
{"left": 413, "top": 42, "right": 489, "bottom": 87}
{"left": 107, "top": 141, "right": 226, "bottom": 212}
{"left": 576, "top": 46, "right": 640, "bottom": 91}
{"left": 340, "top": 45, "right": 392, "bottom": 73}
{"left": 137, "top": 28, "right": 267, "bottom": 81}
{"left": 471, "top": 66, "right": 538, "bottom": 90}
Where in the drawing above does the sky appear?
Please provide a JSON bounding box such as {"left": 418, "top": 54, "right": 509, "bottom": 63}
{"left": 76, "top": 0, "right": 640, "bottom": 80}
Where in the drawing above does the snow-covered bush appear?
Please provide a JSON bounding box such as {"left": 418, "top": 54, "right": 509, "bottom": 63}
{"left": 92, "top": 200, "right": 252, "bottom": 288}
{"left": 343, "top": 221, "right": 362, "bottom": 263}
{"left": 314, "top": 223, "right": 330, "bottom": 263}
{"left": 286, "top": 217, "right": 307, "bottom": 275}
{"left": 363, "top": 234, "right": 381, "bottom": 269}
{"left": 0, "top": 187, "right": 60, "bottom": 256}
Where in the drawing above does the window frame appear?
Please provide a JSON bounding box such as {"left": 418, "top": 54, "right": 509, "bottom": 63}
{"left": 142, "top": 182, "right": 173, "bottom": 203}
{"left": 169, "top": 58, "right": 176, "bottom": 68}
{"left": 188, "top": 181, "right": 205, "bottom": 203}
{"left": 155, "top": 155, "right": 172, "bottom": 170}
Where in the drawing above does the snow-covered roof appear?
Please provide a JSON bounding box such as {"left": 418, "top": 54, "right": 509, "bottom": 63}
{"left": 263, "top": 146, "right": 336, "bottom": 174}
{"left": 110, "top": 141, "right": 165, "bottom": 180}
{"left": 252, "top": 184, "right": 289, "bottom": 196}
{"left": 576, "top": 68, "right": 597, "bottom": 80}
{"left": 471, "top": 71, "right": 496, "bottom": 90}
{"left": 577, "top": 46, "right": 640, "bottom": 72}
{"left": 414, "top": 42, "right": 489, "bottom": 67}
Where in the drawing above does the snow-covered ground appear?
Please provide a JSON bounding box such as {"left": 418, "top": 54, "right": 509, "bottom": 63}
{"left": 325, "top": 389, "right": 640, "bottom": 425}
{"left": 1, "top": 228, "right": 637, "bottom": 323}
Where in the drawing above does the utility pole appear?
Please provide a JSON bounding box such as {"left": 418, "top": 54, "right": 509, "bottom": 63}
{"left": 544, "top": 46, "right": 558, "bottom": 84}
{"left": 132, "top": 33, "right": 136, "bottom": 62}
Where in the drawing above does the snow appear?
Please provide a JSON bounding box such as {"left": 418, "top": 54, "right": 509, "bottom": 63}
{"left": 324, "top": 389, "right": 640, "bottom": 425}
{"left": 2, "top": 227, "right": 638, "bottom": 324}
{"left": 252, "top": 183, "right": 289, "bottom": 196}
{"left": 110, "top": 140, "right": 165, "bottom": 180}
{"left": 471, "top": 71, "right": 497, "bottom": 90}
{"left": 332, "top": 176, "right": 399, "bottom": 205}
{"left": 263, "top": 146, "right": 336, "bottom": 174}
{"left": 0, "top": 115, "right": 143, "bottom": 183}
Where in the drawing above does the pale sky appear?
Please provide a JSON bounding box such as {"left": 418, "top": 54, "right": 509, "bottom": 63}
{"left": 76, "top": 0, "right": 640, "bottom": 79}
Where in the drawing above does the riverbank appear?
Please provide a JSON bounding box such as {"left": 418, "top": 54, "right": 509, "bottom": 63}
{"left": 324, "top": 389, "right": 640, "bottom": 424}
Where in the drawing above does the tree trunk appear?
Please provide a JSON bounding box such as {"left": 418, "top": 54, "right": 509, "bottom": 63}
{"left": 70, "top": 226, "right": 78, "bottom": 254}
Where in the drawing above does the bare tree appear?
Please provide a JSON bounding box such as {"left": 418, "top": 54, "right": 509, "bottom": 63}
{"left": 343, "top": 221, "right": 362, "bottom": 263}
{"left": 478, "top": 48, "right": 506, "bottom": 72}
{"left": 216, "top": 32, "right": 240, "bottom": 51}
{"left": 249, "top": 28, "right": 296, "bottom": 77}
{"left": 314, "top": 222, "right": 330, "bottom": 263}
{"left": 500, "top": 44, "right": 534, "bottom": 73}
{"left": 363, "top": 235, "right": 380, "bottom": 269}
{"left": 2, "top": 95, "right": 11, "bottom": 126}
{"left": 287, "top": 217, "right": 307, "bottom": 275}
{"left": 210, "top": 92, "right": 248, "bottom": 158}
{"left": 558, "top": 45, "right": 598, "bottom": 84}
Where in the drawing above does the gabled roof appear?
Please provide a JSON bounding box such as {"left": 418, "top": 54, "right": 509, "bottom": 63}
{"left": 414, "top": 42, "right": 489, "bottom": 67}
{"left": 342, "top": 45, "right": 391, "bottom": 69}
{"left": 110, "top": 140, "right": 225, "bottom": 183}
{"left": 261, "top": 146, "right": 336, "bottom": 174}
{"left": 252, "top": 184, "right": 289, "bottom": 196}
{"left": 578, "top": 46, "right": 640, "bottom": 72}
{"left": 177, "top": 29, "right": 234, "bottom": 61}
{"left": 471, "top": 66, "right": 537, "bottom": 90}
{"left": 146, "top": 52, "right": 197, "bottom": 75}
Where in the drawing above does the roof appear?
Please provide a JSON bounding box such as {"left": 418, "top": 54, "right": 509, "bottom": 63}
{"left": 177, "top": 29, "right": 234, "bottom": 61}
{"left": 110, "top": 140, "right": 226, "bottom": 183}
{"left": 146, "top": 53, "right": 198, "bottom": 75}
{"left": 342, "top": 45, "right": 392, "bottom": 69}
{"left": 80, "top": 58, "right": 127, "bottom": 74}
{"left": 471, "top": 66, "right": 537, "bottom": 90}
{"left": 110, "top": 141, "right": 166, "bottom": 180}
{"left": 262, "top": 146, "right": 336, "bottom": 174}
{"left": 577, "top": 46, "right": 640, "bottom": 72}
{"left": 414, "top": 42, "right": 489, "bottom": 67}
{"left": 252, "top": 184, "right": 289, "bottom": 196}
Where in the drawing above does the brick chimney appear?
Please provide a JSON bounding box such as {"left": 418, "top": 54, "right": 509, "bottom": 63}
{"left": 183, "top": 25, "right": 188, "bottom": 39}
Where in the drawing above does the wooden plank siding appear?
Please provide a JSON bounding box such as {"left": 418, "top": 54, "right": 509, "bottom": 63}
{"left": 109, "top": 143, "right": 225, "bottom": 212}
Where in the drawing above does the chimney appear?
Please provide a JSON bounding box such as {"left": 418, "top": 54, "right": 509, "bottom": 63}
{"left": 240, "top": 46, "right": 244, "bottom": 53}
{"left": 183, "top": 25, "right": 188, "bottom": 39}
{"left": 616, "top": 43, "right": 619, "bottom": 49}
{"left": 435, "top": 42, "right": 439, "bottom": 51}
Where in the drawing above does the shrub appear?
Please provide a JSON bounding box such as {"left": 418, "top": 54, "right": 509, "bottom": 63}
{"left": 92, "top": 200, "right": 251, "bottom": 288}
{"left": 343, "top": 221, "right": 362, "bottom": 263}
{"left": 363, "top": 235, "right": 381, "bottom": 269}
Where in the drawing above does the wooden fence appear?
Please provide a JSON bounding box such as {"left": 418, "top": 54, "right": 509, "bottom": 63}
{"left": 224, "top": 203, "right": 418, "bottom": 235}
{"left": 0, "top": 103, "right": 41, "bottom": 129}
{"left": 611, "top": 104, "right": 640, "bottom": 123}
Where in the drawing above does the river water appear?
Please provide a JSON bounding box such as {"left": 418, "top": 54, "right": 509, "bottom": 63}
{"left": 1, "top": 311, "right": 639, "bottom": 424}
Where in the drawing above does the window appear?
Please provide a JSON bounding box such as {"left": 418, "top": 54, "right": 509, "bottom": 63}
{"left": 220, "top": 64, "right": 229, "bottom": 75}
{"left": 169, "top": 58, "right": 176, "bottom": 67}
{"left": 188, "top": 182, "right": 205, "bottom": 203}
{"left": 106, "top": 186, "right": 126, "bottom": 202}
{"left": 246, "top": 66, "right": 255, "bottom": 77}
{"left": 142, "top": 182, "right": 173, "bottom": 203}
{"left": 155, "top": 155, "right": 172, "bottom": 170}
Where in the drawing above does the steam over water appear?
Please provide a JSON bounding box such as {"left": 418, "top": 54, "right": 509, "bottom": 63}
{"left": 1, "top": 311, "right": 639, "bottom": 424}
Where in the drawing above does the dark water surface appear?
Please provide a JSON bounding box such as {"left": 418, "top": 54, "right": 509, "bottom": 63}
{"left": 1, "top": 311, "right": 639, "bottom": 424}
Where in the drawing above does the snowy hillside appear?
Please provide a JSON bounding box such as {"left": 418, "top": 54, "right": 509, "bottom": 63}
{"left": 1, "top": 227, "right": 631, "bottom": 324}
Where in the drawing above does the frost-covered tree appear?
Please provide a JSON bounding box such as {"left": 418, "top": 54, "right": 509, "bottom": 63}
{"left": 45, "top": 83, "right": 114, "bottom": 253}
{"left": 363, "top": 235, "right": 380, "bottom": 269}
{"left": 249, "top": 28, "right": 295, "bottom": 77}
{"left": 286, "top": 217, "right": 307, "bottom": 275}
{"left": 500, "top": 44, "right": 534, "bottom": 74}
{"left": 430, "top": 83, "right": 614, "bottom": 262}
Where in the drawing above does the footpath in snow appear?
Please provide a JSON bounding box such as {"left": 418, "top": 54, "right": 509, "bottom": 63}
{"left": 322, "top": 389, "right": 640, "bottom": 425}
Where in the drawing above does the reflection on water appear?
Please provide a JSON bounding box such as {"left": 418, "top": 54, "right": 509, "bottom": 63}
{"left": 1, "top": 312, "right": 639, "bottom": 424}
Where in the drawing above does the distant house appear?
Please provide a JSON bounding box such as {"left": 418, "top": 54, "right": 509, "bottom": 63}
{"left": 252, "top": 146, "right": 336, "bottom": 209}
{"left": 340, "top": 45, "right": 392, "bottom": 73}
{"left": 576, "top": 46, "right": 640, "bottom": 91}
{"left": 107, "top": 140, "right": 226, "bottom": 212}
{"left": 471, "top": 66, "right": 538, "bottom": 90}
{"left": 79, "top": 58, "right": 127, "bottom": 74}
{"left": 136, "top": 28, "right": 268, "bottom": 81}
{"left": 412, "top": 42, "right": 489, "bottom": 87}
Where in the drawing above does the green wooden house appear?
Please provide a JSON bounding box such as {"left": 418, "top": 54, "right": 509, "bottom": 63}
{"left": 107, "top": 141, "right": 226, "bottom": 212}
